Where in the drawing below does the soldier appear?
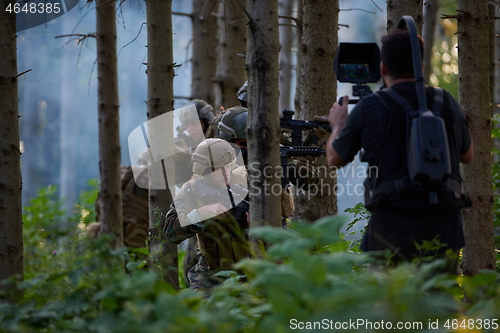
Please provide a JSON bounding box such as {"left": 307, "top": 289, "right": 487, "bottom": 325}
{"left": 165, "top": 139, "right": 250, "bottom": 290}
{"left": 89, "top": 154, "right": 149, "bottom": 248}
{"left": 174, "top": 99, "right": 216, "bottom": 185}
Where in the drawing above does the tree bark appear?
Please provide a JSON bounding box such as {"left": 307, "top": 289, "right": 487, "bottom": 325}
{"left": 215, "top": 0, "right": 247, "bottom": 110}
{"left": 422, "top": 0, "right": 439, "bottom": 85}
{"left": 293, "top": 0, "right": 303, "bottom": 117}
{"left": 457, "top": 0, "right": 495, "bottom": 275}
{"left": 294, "top": 0, "right": 338, "bottom": 222}
{"left": 387, "top": 0, "right": 424, "bottom": 35}
{"left": 146, "top": 0, "right": 179, "bottom": 289}
{"left": 247, "top": 0, "right": 281, "bottom": 228}
{"left": 96, "top": 0, "right": 123, "bottom": 248}
{"left": 191, "top": 0, "right": 217, "bottom": 107}
{"left": 495, "top": 3, "right": 500, "bottom": 116}
{"left": 0, "top": 0, "right": 23, "bottom": 298}
{"left": 279, "top": 0, "right": 293, "bottom": 111}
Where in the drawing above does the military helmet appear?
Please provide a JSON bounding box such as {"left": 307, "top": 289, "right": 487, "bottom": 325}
{"left": 182, "top": 99, "right": 215, "bottom": 123}
{"left": 192, "top": 138, "right": 236, "bottom": 175}
{"left": 137, "top": 148, "right": 150, "bottom": 166}
{"left": 218, "top": 106, "right": 248, "bottom": 141}
{"left": 237, "top": 81, "right": 248, "bottom": 107}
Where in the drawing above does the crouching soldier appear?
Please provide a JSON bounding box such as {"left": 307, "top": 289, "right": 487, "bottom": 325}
{"left": 165, "top": 138, "right": 250, "bottom": 290}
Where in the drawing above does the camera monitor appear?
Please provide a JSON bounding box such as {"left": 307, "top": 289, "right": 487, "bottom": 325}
{"left": 334, "top": 43, "right": 381, "bottom": 84}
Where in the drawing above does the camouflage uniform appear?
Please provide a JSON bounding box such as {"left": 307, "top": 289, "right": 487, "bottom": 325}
{"left": 175, "top": 100, "right": 217, "bottom": 282}
{"left": 94, "top": 166, "right": 149, "bottom": 248}
{"left": 165, "top": 175, "right": 250, "bottom": 290}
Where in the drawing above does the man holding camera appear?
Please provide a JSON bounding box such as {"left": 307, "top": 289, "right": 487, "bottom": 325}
{"left": 326, "top": 29, "right": 474, "bottom": 268}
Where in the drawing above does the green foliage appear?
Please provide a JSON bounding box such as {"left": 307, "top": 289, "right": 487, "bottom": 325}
{"left": 343, "top": 202, "right": 370, "bottom": 254}
{"left": 5, "top": 189, "right": 500, "bottom": 333}
{"left": 74, "top": 179, "right": 100, "bottom": 225}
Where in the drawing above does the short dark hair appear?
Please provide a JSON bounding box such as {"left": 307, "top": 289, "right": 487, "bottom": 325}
{"left": 381, "top": 29, "right": 424, "bottom": 79}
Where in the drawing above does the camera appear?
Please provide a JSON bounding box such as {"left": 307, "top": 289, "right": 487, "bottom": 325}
{"left": 333, "top": 43, "right": 381, "bottom": 105}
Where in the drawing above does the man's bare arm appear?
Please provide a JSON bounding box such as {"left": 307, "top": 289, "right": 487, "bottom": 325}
{"left": 326, "top": 96, "right": 349, "bottom": 168}
{"left": 460, "top": 140, "right": 474, "bottom": 163}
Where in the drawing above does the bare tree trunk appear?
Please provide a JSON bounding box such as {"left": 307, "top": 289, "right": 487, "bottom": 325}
{"left": 294, "top": 0, "right": 338, "bottom": 222}
{"left": 191, "top": 0, "right": 218, "bottom": 107}
{"left": 493, "top": 2, "right": 500, "bottom": 169}
{"left": 294, "top": 0, "right": 303, "bottom": 117}
{"left": 96, "top": 0, "right": 123, "bottom": 248}
{"left": 215, "top": 0, "right": 247, "bottom": 110}
{"left": 247, "top": 0, "right": 281, "bottom": 228}
{"left": 387, "top": 0, "right": 424, "bottom": 34}
{"left": 279, "top": 0, "right": 293, "bottom": 111}
{"left": 422, "top": 0, "right": 439, "bottom": 85}
{"left": 458, "top": 0, "right": 495, "bottom": 275}
{"left": 0, "top": 0, "right": 23, "bottom": 298}
{"left": 146, "top": 0, "right": 179, "bottom": 289}
{"left": 495, "top": 3, "right": 500, "bottom": 116}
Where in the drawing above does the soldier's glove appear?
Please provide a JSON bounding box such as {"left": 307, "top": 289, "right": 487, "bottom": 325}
{"left": 289, "top": 156, "right": 318, "bottom": 188}
{"left": 312, "top": 127, "right": 331, "bottom": 144}
{"left": 280, "top": 128, "right": 294, "bottom": 145}
{"left": 312, "top": 115, "right": 331, "bottom": 144}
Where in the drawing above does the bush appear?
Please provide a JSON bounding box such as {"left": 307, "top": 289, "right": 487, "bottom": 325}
{"left": 2, "top": 187, "right": 500, "bottom": 332}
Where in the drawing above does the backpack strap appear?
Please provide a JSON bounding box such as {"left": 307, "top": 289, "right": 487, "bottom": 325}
{"left": 432, "top": 87, "right": 444, "bottom": 117}
{"left": 382, "top": 87, "right": 414, "bottom": 114}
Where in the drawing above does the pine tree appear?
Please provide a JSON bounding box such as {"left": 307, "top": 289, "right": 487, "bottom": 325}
{"left": 146, "top": 0, "right": 179, "bottom": 288}
{"left": 457, "top": 0, "right": 495, "bottom": 275}
{"left": 387, "top": 0, "right": 423, "bottom": 34}
{"left": 96, "top": 0, "right": 123, "bottom": 248}
{"left": 293, "top": 0, "right": 338, "bottom": 222}
{"left": 0, "top": 0, "right": 23, "bottom": 298}
{"left": 191, "top": 0, "right": 217, "bottom": 107}
{"left": 247, "top": 0, "right": 281, "bottom": 227}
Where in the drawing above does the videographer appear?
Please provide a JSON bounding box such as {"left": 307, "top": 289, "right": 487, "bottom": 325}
{"left": 326, "top": 29, "right": 474, "bottom": 270}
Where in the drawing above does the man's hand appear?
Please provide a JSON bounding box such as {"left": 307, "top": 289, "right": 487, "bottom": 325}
{"left": 197, "top": 203, "right": 229, "bottom": 220}
{"left": 326, "top": 96, "right": 349, "bottom": 168}
{"left": 329, "top": 95, "right": 349, "bottom": 137}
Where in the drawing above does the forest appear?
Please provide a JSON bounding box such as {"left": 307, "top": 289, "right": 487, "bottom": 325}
{"left": 1, "top": 0, "right": 500, "bottom": 332}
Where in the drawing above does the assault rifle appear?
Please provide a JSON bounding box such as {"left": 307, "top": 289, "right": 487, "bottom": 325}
{"left": 191, "top": 179, "right": 249, "bottom": 229}
{"left": 280, "top": 109, "right": 331, "bottom": 146}
{"left": 280, "top": 143, "right": 326, "bottom": 187}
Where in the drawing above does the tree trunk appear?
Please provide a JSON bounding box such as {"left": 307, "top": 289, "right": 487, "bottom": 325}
{"left": 294, "top": 0, "right": 338, "bottom": 222}
{"left": 495, "top": 3, "right": 500, "bottom": 116}
{"left": 247, "top": 0, "right": 281, "bottom": 228}
{"left": 0, "top": 0, "right": 23, "bottom": 298}
{"left": 387, "top": 0, "right": 424, "bottom": 34}
{"left": 146, "top": 0, "right": 179, "bottom": 289}
{"left": 279, "top": 0, "right": 293, "bottom": 111}
{"left": 96, "top": 0, "right": 123, "bottom": 248}
{"left": 191, "top": 0, "right": 217, "bottom": 107}
{"left": 293, "top": 0, "right": 303, "bottom": 117}
{"left": 215, "top": 0, "right": 247, "bottom": 110}
{"left": 422, "top": 0, "right": 439, "bottom": 85}
{"left": 458, "top": 0, "right": 495, "bottom": 275}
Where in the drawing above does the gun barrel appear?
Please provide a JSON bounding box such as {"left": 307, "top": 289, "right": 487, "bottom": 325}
{"left": 281, "top": 146, "right": 326, "bottom": 157}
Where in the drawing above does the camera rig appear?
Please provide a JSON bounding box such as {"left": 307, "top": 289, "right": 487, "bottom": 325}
{"left": 333, "top": 43, "right": 381, "bottom": 104}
